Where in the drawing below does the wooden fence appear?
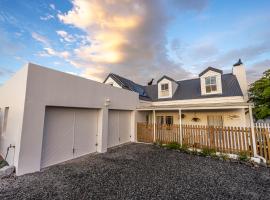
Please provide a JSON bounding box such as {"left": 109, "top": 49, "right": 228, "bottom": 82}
{"left": 137, "top": 123, "right": 270, "bottom": 162}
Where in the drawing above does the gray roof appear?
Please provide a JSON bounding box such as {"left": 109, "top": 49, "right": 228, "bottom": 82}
{"left": 104, "top": 73, "right": 243, "bottom": 102}
{"left": 199, "top": 67, "right": 223, "bottom": 77}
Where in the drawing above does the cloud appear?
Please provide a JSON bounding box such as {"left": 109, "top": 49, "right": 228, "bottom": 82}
{"left": 247, "top": 59, "right": 270, "bottom": 83}
{"left": 40, "top": 14, "right": 54, "bottom": 21}
{"left": 0, "top": 67, "right": 14, "bottom": 77}
{"left": 31, "top": 32, "right": 50, "bottom": 46}
{"left": 50, "top": 4, "right": 56, "bottom": 10}
{"left": 56, "top": 30, "right": 76, "bottom": 42}
{"left": 43, "top": 47, "right": 70, "bottom": 59}
{"left": 57, "top": 0, "right": 204, "bottom": 84}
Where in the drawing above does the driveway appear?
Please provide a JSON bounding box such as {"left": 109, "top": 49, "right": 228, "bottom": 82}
{"left": 0, "top": 143, "right": 270, "bottom": 200}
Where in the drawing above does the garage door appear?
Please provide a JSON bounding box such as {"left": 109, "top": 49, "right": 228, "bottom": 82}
{"left": 108, "top": 110, "right": 131, "bottom": 148}
{"left": 41, "top": 107, "right": 98, "bottom": 168}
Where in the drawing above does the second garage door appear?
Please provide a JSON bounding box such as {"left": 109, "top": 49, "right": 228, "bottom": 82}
{"left": 41, "top": 107, "right": 98, "bottom": 168}
{"left": 108, "top": 110, "right": 131, "bottom": 148}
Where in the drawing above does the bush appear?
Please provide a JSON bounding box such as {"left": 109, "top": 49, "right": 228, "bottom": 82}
{"left": 220, "top": 153, "right": 229, "bottom": 161}
{"left": 201, "top": 148, "right": 216, "bottom": 156}
{"left": 179, "top": 143, "right": 189, "bottom": 152}
{"left": 0, "top": 159, "right": 8, "bottom": 169}
{"left": 166, "top": 142, "right": 181, "bottom": 150}
{"left": 238, "top": 151, "right": 249, "bottom": 161}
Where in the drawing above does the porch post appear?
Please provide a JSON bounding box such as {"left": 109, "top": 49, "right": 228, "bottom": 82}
{"left": 178, "top": 109, "right": 182, "bottom": 146}
{"left": 153, "top": 110, "right": 156, "bottom": 142}
{"left": 249, "top": 105, "right": 257, "bottom": 156}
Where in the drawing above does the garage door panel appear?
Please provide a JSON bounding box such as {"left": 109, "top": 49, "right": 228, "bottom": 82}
{"left": 74, "top": 109, "right": 98, "bottom": 157}
{"left": 108, "top": 110, "right": 131, "bottom": 148}
{"left": 119, "top": 111, "right": 131, "bottom": 144}
{"left": 41, "top": 108, "right": 74, "bottom": 168}
{"left": 108, "top": 111, "right": 119, "bottom": 148}
{"left": 41, "top": 107, "right": 98, "bottom": 168}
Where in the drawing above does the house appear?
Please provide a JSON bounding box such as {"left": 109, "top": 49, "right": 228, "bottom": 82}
{"left": 104, "top": 59, "right": 252, "bottom": 129}
{"left": 0, "top": 60, "right": 254, "bottom": 176}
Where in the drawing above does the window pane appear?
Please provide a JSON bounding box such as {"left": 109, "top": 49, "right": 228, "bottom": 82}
{"left": 205, "top": 77, "right": 210, "bottom": 85}
{"left": 166, "top": 116, "right": 173, "bottom": 125}
{"left": 161, "top": 84, "right": 168, "bottom": 91}
{"left": 206, "top": 85, "right": 211, "bottom": 93}
{"left": 211, "top": 76, "right": 216, "bottom": 84}
{"left": 211, "top": 85, "right": 217, "bottom": 91}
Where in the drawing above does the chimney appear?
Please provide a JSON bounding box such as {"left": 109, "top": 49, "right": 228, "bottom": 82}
{"left": 232, "top": 59, "right": 248, "bottom": 100}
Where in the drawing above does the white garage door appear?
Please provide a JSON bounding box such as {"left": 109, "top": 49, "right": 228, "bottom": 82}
{"left": 41, "top": 107, "right": 98, "bottom": 168}
{"left": 108, "top": 110, "right": 131, "bottom": 148}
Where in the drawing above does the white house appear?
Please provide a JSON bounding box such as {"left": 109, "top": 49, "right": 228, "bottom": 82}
{"left": 0, "top": 59, "right": 254, "bottom": 175}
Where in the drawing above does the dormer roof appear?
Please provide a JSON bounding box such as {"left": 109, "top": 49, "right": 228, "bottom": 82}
{"left": 157, "top": 75, "right": 176, "bottom": 83}
{"left": 199, "top": 67, "right": 223, "bottom": 77}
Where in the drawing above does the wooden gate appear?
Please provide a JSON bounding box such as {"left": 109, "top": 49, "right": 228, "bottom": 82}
{"left": 137, "top": 123, "right": 154, "bottom": 143}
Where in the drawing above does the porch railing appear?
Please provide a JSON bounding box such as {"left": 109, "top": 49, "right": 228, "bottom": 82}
{"left": 137, "top": 123, "right": 270, "bottom": 162}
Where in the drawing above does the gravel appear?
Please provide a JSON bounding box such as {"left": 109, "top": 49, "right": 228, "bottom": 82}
{"left": 0, "top": 143, "right": 270, "bottom": 200}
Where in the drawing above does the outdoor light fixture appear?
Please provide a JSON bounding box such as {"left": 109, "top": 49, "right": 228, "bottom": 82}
{"left": 104, "top": 98, "right": 111, "bottom": 107}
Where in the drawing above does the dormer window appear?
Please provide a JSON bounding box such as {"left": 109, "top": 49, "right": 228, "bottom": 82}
{"left": 160, "top": 83, "right": 169, "bottom": 96}
{"left": 205, "top": 76, "right": 217, "bottom": 93}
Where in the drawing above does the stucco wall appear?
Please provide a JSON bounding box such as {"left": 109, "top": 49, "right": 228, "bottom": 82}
{"left": 0, "top": 67, "right": 28, "bottom": 168}
{"left": 1, "top": 63, "right": 139, "bottom": 175}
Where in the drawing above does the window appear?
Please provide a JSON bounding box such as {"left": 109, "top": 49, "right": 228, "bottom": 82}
{"left": 156, "top": 116, "right": 164, "bottom": 125}
{"left": 161, "top": 83, "right": 169, "bottom": 91}
{"left": 207, "top": 115, "right": 223, "bottom": 127}
{"left": 165, "top": 116, "right": 173, "bottom": 125}
{"left": 205, "top": 76, "right": 217, "bottom": 93}
{"left": 2, "top": 107, "right": 9, "bottom": 135}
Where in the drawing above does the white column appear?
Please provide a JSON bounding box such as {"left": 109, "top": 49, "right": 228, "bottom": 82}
{"left": 97, "top": 107, "right": 108, "bottom": 153}
{"left": 153, "top": 110, "right": 156, "bottom": 142}
{"left": 178, "top": 109, "right": 182, "bottom": 145}
{"left": 249, "top": 105, "right": 257, "bottom": 156}
{"left": 130, "top": 110, "right": 136, "bottom": 142}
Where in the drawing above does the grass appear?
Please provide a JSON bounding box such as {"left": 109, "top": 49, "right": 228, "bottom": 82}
{"left": 238, "top": 151, "right": 250, "bottom": 161}
{"left": 201, "top": 147, "right": 216, "bottom": 157}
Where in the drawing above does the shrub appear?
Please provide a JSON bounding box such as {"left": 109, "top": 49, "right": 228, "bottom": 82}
{"left": 0, "top": 159, "right": 8, "bottom": 169}
{"left": 220, "top": 153, "right": 229, "bottom": 161}
{"left": 179, "top": 143, "right": 189, "bottom": 152}
{"left": 201, "top": 147, "right": 216, "bottom": 156}
{"left": 166, "top": 142, "right": 181, "bottom": 150}
{"left": 238, "top": 151, "right": 249, "bottom": 161}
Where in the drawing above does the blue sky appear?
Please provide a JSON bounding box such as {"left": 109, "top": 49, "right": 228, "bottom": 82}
{"left": 0, "top": 0, "right": 269, "bottom": 84}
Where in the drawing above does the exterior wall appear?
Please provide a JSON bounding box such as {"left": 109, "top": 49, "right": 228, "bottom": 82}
{"left": 1, "top": 63, "right": 139, "bottom": 175}
{"left": 0, "top": 67, "right": 28, "bottom": 169}
{"left": 104, "top": 77, "right": 121, "bottom": 88}
{"left": 146, "top": 109, "right": 247, "bottom": 127}
{"left": 200, "top": 70, "right": 222, "bottom": 95}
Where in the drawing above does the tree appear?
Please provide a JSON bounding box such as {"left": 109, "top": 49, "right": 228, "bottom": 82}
{"left": 249, "top": 69, "right": 270, "bottom": 119}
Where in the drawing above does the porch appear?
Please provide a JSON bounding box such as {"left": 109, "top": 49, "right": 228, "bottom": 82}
{"left": 136, "top": 102, "right": 270, "bottom": 162}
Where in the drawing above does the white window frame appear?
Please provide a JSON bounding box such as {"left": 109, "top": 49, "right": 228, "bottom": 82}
{"left": 205, "top": 76, "right": 217, "bottom": 93}
{"left": 161, "top": 83, "right": 169, "bottom": 91}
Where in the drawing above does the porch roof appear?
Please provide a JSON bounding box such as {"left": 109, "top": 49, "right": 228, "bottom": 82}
{"left": 137, "top": 102, "right": 253, "bottom": 111}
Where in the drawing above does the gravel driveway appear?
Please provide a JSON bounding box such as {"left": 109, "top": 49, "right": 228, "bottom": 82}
{"left": 1, "top": 143, "right": 270, "bottom": 200}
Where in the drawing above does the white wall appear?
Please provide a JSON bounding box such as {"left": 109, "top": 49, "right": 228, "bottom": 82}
{"left": 233, "top": 64, "right": 248, "bottom": 100}
{"left": 0, "top": 67, "right": 28, "bottom": 168}
{"left": 1, "top": 63, "right": 139, "bottom": 175}
{"left": 104, "top": 77, "right": 122, "bottom": 88}
{"left": 200, "top": 70, "right": 222, "bottom": 95}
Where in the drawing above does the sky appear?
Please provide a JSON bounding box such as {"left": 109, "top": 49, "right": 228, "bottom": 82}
{"left": 0, "top": 0, "right": 269, "bottom": 85}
